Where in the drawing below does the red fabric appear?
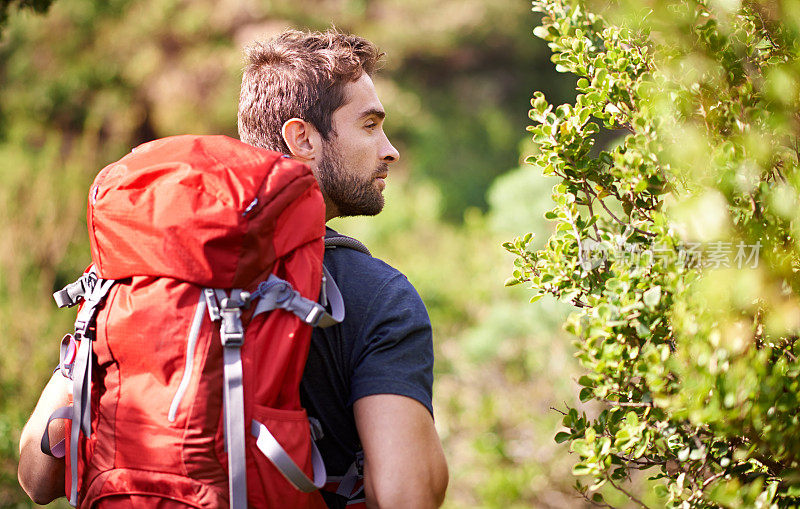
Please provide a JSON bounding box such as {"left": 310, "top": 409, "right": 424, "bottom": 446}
{"left": 87, "top": 135, "right": 320, "bottom": 288}
{"left": 65, "top": 135, "right": 328, "bottom": 508}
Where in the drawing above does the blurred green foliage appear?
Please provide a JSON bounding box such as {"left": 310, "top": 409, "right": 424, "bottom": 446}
{"left": 332, "top": 173, "right": 582, "bottom": 508}
{"left": 507, "top": 0, "right": 800, "bottom": 506}
{"left": 0, "top": 0, "right": 54, "bottom": 33}
{"left": 0, "top": 0, "right": 591, "bottom": 507}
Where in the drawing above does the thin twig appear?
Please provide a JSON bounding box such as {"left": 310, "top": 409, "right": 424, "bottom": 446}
{"left": 578, "top": 488, "right": 615, "bottom": 508}
{"left": 571, "top": 298, "right": 590, "bottom": 308}
{"left": 528, "top": 266, "right": 590, "bottom": 308}
{"left": 794, "top": 137, "right": 800, "bottom": 166}
{"left": 598, "top": 398, "right": 654, "bottom": 408}
{"left": 584, "top": 185, "right": 656, "bottom": 238}
{"left": 606, "top": 476, "right": 652, "bottom": 509}
{"left": 619, "top": 456, "right": 667, "bottom": 469}
{"left": 684, "top": 470, "right": 727, "bottom": 504}
{"left": 626, "top": 191, "right": 655, "bottom": 222}
{"left": 583, "top": 179, "right": 602, "bottom": 241}
{"left": 701, "top": 471, "right": 726, "bottom": 489}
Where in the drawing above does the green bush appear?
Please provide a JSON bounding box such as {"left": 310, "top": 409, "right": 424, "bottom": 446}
{"left": 507, "top": 0, "right": 800, "bottom": 506}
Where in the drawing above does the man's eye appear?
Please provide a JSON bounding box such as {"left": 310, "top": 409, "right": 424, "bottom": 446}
{"left": 365, "top": 123, "right": 377, "bottom": 129}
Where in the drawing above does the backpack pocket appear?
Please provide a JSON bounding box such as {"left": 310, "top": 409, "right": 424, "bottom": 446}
{"left": 248, "top": 405, "right": 327, "bottom": 509}
{"left": 81, "top": 468, "right": 226, "bottom": 508}
{"left": 91, "top": 494, "right": 203, "bottom": 508}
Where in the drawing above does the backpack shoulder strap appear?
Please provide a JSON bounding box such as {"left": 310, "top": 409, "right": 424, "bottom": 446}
{"left": 324, "top": 232, "right": 371, "bottom": 256}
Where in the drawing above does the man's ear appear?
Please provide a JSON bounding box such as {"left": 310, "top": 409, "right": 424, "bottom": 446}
{"left": 282, "top": 118, "right": 320, "bottom": 162}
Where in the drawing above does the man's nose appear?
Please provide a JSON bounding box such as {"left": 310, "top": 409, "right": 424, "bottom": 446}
{"left": 381, "top": 133, "right": 400, "bottom": 163}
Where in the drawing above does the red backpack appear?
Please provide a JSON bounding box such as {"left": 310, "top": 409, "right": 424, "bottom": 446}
{"left": 43, "top": 135, "right": 342, "bottom": 508}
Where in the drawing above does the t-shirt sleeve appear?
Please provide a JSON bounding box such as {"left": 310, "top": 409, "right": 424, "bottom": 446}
{"left": 347, "top": 273, "right": 434, "bottom": 416}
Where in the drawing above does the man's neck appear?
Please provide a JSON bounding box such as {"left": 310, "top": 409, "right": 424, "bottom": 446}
{"left": 324, "top": 197, "right": 339, "bottom": 222}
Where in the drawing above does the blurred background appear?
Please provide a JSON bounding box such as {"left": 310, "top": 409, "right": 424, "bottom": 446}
{"left": 0, "top": 0, "right": 607, "bottom": 506}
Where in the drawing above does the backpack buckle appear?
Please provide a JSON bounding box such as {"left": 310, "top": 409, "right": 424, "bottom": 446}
{"left": 305, "top": 305, "right": 325, "bottom": 327}
{"left": 74, "top": 319, "right": 91, "bottom": 340}
{"left": 53, "top": 272, "right": 98, "bottom": 308}
{"left": 220, "top": 298, "right": 244, "bottom": 347}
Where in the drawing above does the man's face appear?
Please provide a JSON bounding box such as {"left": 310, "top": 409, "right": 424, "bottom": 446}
{"left": 316, "top": 73, "right": 400, "bottom": 219}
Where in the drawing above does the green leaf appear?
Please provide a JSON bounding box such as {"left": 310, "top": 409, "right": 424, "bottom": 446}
{"left": 642, "top": 286, "right": 661, "bottom": 308}
{"left": 555, "top": 431, "right": 572, "bottom": 443}
{"left": 532, "top": 91, "right": 549, "bottom": 114}
{"left": 632, "top": 433, "right": 650, "bottom": 459}
{"left": 572, "top": 463, "right": 593, "bottom": 476}
{"left": 533, "top": 26, "right": 551, "bottom": 40}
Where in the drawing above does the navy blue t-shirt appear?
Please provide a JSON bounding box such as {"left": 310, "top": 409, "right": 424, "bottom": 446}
{"left": 299, "top": 230, "right": 434, "bottom": 508}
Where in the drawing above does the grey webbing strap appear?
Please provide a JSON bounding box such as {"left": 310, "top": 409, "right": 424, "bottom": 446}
{"left": 324, "top": 234, "right": 371, "bottom": 256}
{"left": 319, "top": 232, "right": 367, "bottom": 328}
{"left": 318, "top": 265, "right": 344, "bottom": 328}
{"left": 72, "top": 338, "right": 93, "bottom": 437}
{"left": 251, "top": 419, "right": 327, "bottom": 492}
{"left": 72, "top": 278, "right": 116, "bottom": 435}
{"left": 333, "top": 450, "right": 364, "bottom": 498}
{"left": 251, "top": 275, "right": 342, "bottom": 328}
{"left": 69, "top": 338, "right": 89, "bottom": 506}
{"left": 335, "top": 461, "right": 360, "bottom": 497}
{"left": 51, "top": 438, "right": 66, "bottom": 460}
{"left": 68, "top": 277, "right": 115, "bottom": 507}
{"left": 41, "top": 405, "right": 71, "bottom": 458}
{"left": 308, "top": 417, "right": 324, "bottom": 441}
{"left": 218, "top": 289, "right": 248, "bottom": 509}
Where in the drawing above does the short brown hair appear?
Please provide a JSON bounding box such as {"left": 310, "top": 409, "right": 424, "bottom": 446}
{"left": 238, "top": 29, "right": 383, "bottom": 153}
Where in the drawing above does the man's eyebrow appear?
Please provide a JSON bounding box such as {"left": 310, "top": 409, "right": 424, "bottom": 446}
{"left": 360, "top": 108, "right": 386, "bottom": 120}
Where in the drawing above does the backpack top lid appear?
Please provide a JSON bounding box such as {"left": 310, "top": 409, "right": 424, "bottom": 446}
{"left": 87, "top": 135, "right": 325, "bottom": 288}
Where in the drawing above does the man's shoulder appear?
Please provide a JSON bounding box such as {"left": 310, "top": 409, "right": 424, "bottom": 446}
{"left": 324, "top": 231, "right": 406, "bottom": 283}
{"left": 327, "top": 245, "right": 402, "bottom": 279}
{"left": 323, "top": 231, "right": 422, "bottom": 308}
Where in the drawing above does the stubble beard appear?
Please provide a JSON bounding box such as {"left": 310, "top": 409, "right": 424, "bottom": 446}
{"left": 318, "top": 140, "right": 387, "bottom": 218}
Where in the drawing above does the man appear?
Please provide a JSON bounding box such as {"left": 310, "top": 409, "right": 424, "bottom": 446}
{"left": 19, "top": 29, "right": 447, "bottom": 509}
{"left": 238, "top": 30, "right": 448, "bottom": 508}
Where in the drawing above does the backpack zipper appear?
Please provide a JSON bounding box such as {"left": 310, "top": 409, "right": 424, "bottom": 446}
{"left": 168, "top": 291, "right": 207, "bottom": 422}
{"left": 242, "top": 155, "right": 294, "bottom": 219}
